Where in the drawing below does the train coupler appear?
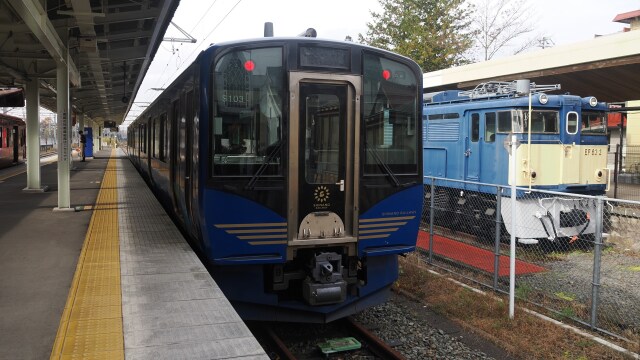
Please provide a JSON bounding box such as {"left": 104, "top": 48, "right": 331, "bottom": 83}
{"left": 303, "top": 252, "right": 347, "bottom": 305}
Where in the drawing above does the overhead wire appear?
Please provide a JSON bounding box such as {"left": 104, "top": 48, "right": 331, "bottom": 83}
{"left": 125, "top": 0, "right": 244, "bottom": 127}
{"left": 158, "top": 0, "right": 244, "bottom": 90}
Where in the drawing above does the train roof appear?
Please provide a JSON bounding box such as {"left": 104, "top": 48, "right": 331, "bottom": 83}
{"left": 424, "top": 81, "right": 607, "bottom": 112}
{"left": 424, "top": 92, "right": 608, "bottom": 112}
{"left": 0, "top": 113, "right": 25, "bottom": 125}
{"left": 201, "top": 36, "right": 419, "bottom": 64}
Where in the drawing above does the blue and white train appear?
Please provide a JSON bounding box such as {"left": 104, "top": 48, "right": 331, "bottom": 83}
{"left": 423, "top": 80, "right": 609, "bottom": 246}
{"left": 127, "top": 34, "right": 423, "bottom": 322}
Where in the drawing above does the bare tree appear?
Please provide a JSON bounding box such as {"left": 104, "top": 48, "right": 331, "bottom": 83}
{"left": 472, "top": 0, "right": 540, "bottom": 61}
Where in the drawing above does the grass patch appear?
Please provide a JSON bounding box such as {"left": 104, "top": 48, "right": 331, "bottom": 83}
{"left": 555, "top": 292, "right": 576, "bottom": 302}
{"left": 397, "top": 253, "right": 635, "bottom": 359}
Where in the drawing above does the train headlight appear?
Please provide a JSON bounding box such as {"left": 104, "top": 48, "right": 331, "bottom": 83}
{"left": 530, "top": 171, "right": 537, "bottom": 180}
{"left": 589, "top": 97, "right": 598, "bottom": 107}
{"left": 538, "top": 93, "right": 548, "bottom": 105}
{"left": 595, "top": 169, "right": 603, "bottom": 179}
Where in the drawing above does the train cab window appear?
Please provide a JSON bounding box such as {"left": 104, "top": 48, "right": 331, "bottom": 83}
{"left": 363, "top": 52, "right": 419, "bottom": 175}
{"left": 471, "top": 113, "right": 479, "bottom": 142}
{"left": 212, "top": 47, "right": 284, "bottom": 177}
{"left": 567, "top": 111, "right": 578, "bottom": 134}
{"left": 485, "top": 112, "right": 496, "bottom": 142}
{"left": 0, "top": 127, "right": 3, "bottom": 148}
{"left": 497, "top": 111, "right": 512, "bottom": 133}
{"left": 582, "top": 111, "right": 607, "bottom": 135}
{"left": 522, "top": 110, "right": 559, "bottom": 133}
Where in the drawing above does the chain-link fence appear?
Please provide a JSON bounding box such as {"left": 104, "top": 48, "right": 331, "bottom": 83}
{"left": 420, "top": 177, "right": 640, "bottom": 346}
{"left": 610, "top": 145, "right": 640, "bottom": 201}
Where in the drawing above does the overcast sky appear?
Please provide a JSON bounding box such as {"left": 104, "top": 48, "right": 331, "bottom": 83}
{"left": 124, "top": 0, "right": 639, "bottom": 125}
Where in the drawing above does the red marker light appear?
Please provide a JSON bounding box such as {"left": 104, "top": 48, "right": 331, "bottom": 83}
{"left": 382, "top": 69, "right": 391, "bottom": 80}
{"left": 244, "top": 60, "right": 255, "bottom": 72}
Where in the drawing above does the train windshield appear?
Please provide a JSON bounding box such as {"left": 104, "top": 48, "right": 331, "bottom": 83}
{"left": 211, "top": 47, "right": 284, "bottom": 177}
{"left": 581, "top": 111, "right": 607, "bottom": 135}
{"left": 362, "top": 53, "right": 419, "bottom": 175}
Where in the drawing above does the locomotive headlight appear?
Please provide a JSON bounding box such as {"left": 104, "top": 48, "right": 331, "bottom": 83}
{"left": 538, "top": 93, "right": 548, "bottom": 105}
{"left": 530, "top": 171, "right": 537, "bottom": 179}
{"left": 595, "top": 169, "right": 603, "bottom": 179}
{"left": 589, "top": 96, "right": 598, "bottom": 107}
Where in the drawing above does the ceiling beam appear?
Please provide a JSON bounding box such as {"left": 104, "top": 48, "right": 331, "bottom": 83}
{"left": 6, "top": 0, "right": 80, "bottom": 86}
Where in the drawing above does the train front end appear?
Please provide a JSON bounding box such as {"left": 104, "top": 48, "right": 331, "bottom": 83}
{"left": 200, "top": 39, "right": 423, "bottom": 322}
{"left": 499, "top": 93, "right": 610, "bottom": 244}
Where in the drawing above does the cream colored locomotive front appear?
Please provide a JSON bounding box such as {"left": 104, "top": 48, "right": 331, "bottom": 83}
{"left": 501, "top": 143, "right": 609, "bottom": 243}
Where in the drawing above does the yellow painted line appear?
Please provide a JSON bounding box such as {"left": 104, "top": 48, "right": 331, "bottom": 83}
{"left": 359, "top": 216, "right": 415, "bottom": 223}
{"left": 215, "top": 222, "right": 287, "bottom": 228}
{"left": 50, "top": 149, "right": 123, "bottom": 360}
{"left": 359, "top": 234, "right": 391, "bottom": 239}
{"left": 359, "top": 222, "right": 407, "bottom": 228}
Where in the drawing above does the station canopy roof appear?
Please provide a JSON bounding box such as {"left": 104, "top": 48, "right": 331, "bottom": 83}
{"left": 0, "top": 0, "right": 180, "bottom": 125}
{"left": 424, "top": 29, "right": 640, "bottom": 104}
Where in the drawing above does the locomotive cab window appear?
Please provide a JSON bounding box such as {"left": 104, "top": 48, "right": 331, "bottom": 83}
{"left": 211, "top": 47, "right": 284, "bottom": 177}
{"left": 582, "top": 111, "right": 607, "bottom": 135}
{"left": 497, "top": 111, "right": 513, "bottom": 133}
{"left": 363, "top": 53, "right": 419, "bottom": 175}
{"left": 567, "top": 111, "right": 579, "bottom": 134}
{"left": 522, "top": 110, "right": 559, "bottom": 133}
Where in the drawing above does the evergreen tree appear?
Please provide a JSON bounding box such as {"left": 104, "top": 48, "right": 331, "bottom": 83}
{"left": 359, "top": 0, "right": 475, "bottom": 72}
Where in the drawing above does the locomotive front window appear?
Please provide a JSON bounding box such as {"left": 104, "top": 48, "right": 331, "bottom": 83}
{"left": 211, "top": 47, "right": 284, "bottom": 177}
{"left": 497, "top": 110, "right": 559, "bottom": 134}
{"left": 362, "top": 53, "right": 418, "bottom": 175}
{"left": 521, "top": 110, "right": 559, "bottom": 134}
{"left": 582, "top": 111, "right": 607, "bottom": 135}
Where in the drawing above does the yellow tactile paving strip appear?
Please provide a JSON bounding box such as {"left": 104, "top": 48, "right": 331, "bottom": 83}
{"left": 50, "top": 150, "right": 124, "bottom": 360}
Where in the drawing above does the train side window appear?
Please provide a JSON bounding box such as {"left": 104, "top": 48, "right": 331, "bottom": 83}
{"left": 471, "top": 113, "right": 479, "bottom": 142}
{"left": 485, "top": 112, "right": 496, "bottom": 142}
{"left": 567, "top": 111, "right": 578, "bottom": 134}
{"left": 151, "top": 117, "right": 157, "bottom": 158}
{"left": 159, "top": 113, "right": 166, "bottom": 161}
{"left": 497, "top": 111, "right": 512, "bottom": 132}
{"left": 0, "top": 127, "right": 3, "bottom": 148}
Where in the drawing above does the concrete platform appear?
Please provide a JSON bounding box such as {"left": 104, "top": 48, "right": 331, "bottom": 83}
{"left": 0, "top": 148, "right": 267, "bottom": 359}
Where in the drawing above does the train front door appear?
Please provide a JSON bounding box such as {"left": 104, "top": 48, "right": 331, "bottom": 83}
{"left": 288, "top": 73, "right": 361, "bottom": 243}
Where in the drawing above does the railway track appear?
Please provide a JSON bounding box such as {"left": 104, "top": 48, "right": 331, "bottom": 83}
{"left": 248, "top": 316, "right": 406, "bottom": 359}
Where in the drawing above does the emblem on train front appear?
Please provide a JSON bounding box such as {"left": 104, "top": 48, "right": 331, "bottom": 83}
{"left": 314, "top": 186, "right": 330, "bottom": 203}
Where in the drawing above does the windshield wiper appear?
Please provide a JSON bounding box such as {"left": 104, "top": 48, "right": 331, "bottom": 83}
{"left": 245, "top": 140, "right": 284, "bottom": 190}
{"left": 365, "top": 142, "right": 401, "bottom": 187}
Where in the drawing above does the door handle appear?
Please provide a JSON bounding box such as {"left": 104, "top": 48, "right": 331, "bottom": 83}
{"left": 336, "top": 179, "right": 344, "bottom": 192}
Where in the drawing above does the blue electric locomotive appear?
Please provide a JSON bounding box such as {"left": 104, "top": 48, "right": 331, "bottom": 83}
{"left": 423, "top": 80, "right": 609, "bottom": 245}
{"left": 127, "top": 35, "right": 423, "bottom": 322}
